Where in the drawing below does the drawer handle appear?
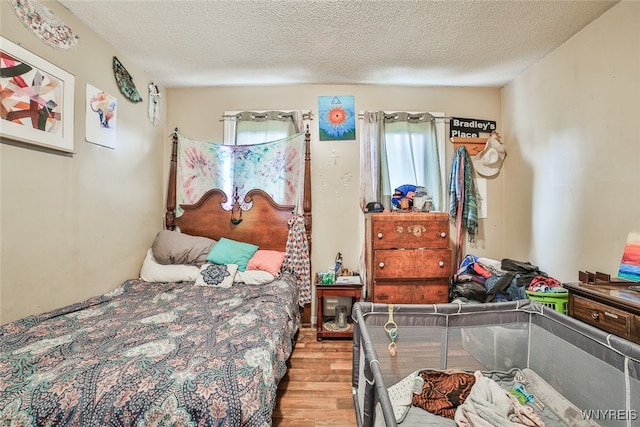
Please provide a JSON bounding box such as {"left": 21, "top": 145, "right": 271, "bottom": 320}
{"left": 377, "top": 232, "right": 383, "bottom": 239}
{"left": 438, "top": 261, "right": 445, "bottom": 267}
{"left": 439, "top": 232, "right": 447, "bottom": 238}
{"left": 378, "top": 262, "right": 385, "bottom": 268}
{"left": 604, "top": 311, "right": 618, "bottom": 319}
{"left": 591, "top": 311, "right": 600, "bottom": 320}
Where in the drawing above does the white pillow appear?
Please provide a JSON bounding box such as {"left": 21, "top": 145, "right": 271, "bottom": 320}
{"left": 140, "top": 249, "right": 200, "bottom": 282}
{"left": 234, "top": 270, "right": 275, "bottom": 285}
{"left": 195, "top": 263, "right": 238, "bottom": 288}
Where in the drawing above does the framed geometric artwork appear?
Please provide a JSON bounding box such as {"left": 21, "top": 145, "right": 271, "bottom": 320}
{"left": 318, "top": 95, "right": 356, "bottom": 141}
{"left": 0, "top": 36, "right": 75, "bottom": 153}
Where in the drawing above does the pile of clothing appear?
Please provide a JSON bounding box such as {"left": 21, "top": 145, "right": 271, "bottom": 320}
{"left": 450, "top": 255, "right": 565, "bottom": 303}
{"left": 378, "top": 368, "right": 561, "bottom": 426}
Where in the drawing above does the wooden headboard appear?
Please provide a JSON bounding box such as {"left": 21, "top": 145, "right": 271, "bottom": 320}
{"left": 164, "top": 128, "right": 312, "bottom": 253}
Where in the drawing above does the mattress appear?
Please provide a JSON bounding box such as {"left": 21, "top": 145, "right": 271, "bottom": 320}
{"left": 0, "top": 275, "right": 300, "bottom": 425}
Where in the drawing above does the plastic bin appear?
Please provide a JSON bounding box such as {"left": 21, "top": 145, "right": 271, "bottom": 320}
{"left": 525, "top": 290, "right": 568, "bottom": 314}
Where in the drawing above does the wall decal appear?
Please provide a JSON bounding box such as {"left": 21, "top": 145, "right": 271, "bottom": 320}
{"left": 112, "top": 56, "right": 142, "bottom": 103}
{"left": 9, "top": 0, "right": 79, "bottom": 50}
{"left": 148, "top": 82, "right": 160, "bottom": 126}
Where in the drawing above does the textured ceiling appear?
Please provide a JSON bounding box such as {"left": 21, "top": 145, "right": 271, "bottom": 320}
{"left": 57, "top": 0, "right": 618, "bottom": 88}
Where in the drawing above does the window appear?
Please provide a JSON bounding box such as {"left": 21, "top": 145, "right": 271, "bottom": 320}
{"left": 360, "top": 111, "right": 446, "bottom": 212}
{"left": 223, "top": 111, "right": 308, "bottom": 145}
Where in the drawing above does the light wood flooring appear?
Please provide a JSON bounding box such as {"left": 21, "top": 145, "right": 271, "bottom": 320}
{"left": 273, "top": 326, "right": 357, "bottom": 427}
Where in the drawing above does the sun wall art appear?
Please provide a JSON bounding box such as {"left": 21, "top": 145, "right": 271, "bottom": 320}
{"left": 318, "top": 95, "right": 355, "bottom": 141}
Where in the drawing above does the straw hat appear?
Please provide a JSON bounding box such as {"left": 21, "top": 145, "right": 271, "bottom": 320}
{"left": 472, "top": 136, "right": 506, "bottom": 177}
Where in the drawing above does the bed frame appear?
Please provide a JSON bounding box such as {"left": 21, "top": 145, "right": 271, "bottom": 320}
{"left": 0, "top": 128, "right": 313, "bottom": 426}
{"left": 164, "top": 127, "right": 312, "bottom": 252}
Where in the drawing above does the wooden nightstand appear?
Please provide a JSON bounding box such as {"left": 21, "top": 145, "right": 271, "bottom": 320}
{"left": 316, "top": 277, "right": 362, "bottom": 341}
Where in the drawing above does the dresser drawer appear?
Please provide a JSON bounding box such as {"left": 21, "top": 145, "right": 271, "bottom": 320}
{"left": 572, "top": 295, "right": 638, "bottom": 342}
{"left": 365, "top": 212, "right": 452, "bottom": 305}
{"left": 373, "top": 248, "right": 451, "bottom": 279}
{"left": 372, "top": 280, "right": 449, "bottom": 304}
{"left": 370, "top": 215, "right": 449, "bottom": 250}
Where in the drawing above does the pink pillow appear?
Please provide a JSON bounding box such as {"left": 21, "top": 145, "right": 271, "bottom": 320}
{"left": 246, "top": 250, "right": 286, "bottom": 275}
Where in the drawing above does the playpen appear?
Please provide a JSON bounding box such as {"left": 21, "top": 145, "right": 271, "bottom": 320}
{"left": 352, "top": 300, "right": 640, "bottom": 427}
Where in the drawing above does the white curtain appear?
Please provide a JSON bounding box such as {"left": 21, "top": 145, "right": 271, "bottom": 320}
{"left": 359, "top": 111, "right": 388, "bottom": 209}
{"left": 384, "top": 113, "right": 442, "bottom": 211}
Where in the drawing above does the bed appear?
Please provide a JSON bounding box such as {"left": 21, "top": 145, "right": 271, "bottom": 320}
{"left": 352, "top": 301, "right": 640, "bottom": 427}
{"left": 0, "top": 129, "right": 312, "bottom": 426}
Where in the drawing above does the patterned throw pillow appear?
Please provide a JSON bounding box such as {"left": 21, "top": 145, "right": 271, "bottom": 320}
{"left": 195, "top": 263, "right": 238, "bottom": 288}
{"left": 411, "top": 370, "right": 476, "bottom": 419}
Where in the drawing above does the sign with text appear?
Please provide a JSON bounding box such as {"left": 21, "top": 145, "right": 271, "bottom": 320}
{"left": 450, "top": 117, "right": 496, "bottom": 138}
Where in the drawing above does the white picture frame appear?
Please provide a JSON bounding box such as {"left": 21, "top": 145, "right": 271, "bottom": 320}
{"left": 0, "top": 36, "right": 75, "bottom": 153}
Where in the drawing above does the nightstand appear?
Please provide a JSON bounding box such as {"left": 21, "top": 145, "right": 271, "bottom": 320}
{"left": 316, "top": 277, "right": 362, "bottom": 341}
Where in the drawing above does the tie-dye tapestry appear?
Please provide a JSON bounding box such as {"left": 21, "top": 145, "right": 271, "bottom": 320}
{"left": 176, "top": 131, "right": 306, "bottom": 216}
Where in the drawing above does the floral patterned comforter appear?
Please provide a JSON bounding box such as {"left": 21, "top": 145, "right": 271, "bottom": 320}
{"left": 0, "top": 276, "right": 300, "bottom": 426}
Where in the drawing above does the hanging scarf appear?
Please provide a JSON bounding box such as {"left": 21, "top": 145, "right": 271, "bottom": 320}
{"left": 448, "top": 146, "right": 478, "bottom": 245}
{"left": 283, "top": 214, "right": 311, "bottom": 306}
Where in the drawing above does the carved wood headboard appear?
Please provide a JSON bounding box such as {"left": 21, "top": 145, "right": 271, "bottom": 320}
{"left": 164, "top": 128, "right": 312, "bottom": 253}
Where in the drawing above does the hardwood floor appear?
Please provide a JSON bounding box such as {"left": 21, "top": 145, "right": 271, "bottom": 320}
{"left": 273, "top": 326, "right": 357, "bottom": 427}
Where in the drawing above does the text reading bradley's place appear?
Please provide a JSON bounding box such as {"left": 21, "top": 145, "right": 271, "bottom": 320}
{"left": 450, "top": 117, "right": 496, "bottom": 138}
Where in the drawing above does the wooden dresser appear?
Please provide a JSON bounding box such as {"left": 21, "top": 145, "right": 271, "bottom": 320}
{"left": 564, "top": 276, "right": 640, "bottom": 344}
{"left": 365, "top": 212, "right": 451, "bottom": 304}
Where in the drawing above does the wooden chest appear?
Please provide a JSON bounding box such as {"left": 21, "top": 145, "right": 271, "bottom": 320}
{"left": 365, "top": 212, "right": 452, "bottom": 304}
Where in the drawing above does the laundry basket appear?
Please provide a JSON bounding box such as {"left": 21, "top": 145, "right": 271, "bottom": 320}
{"left": 525, "top": 290, "right": 569, "bottom": 314}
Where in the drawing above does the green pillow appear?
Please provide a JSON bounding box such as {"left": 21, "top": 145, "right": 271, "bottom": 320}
{"left": 206, "top": 238, "right": 258, "bottom": 272}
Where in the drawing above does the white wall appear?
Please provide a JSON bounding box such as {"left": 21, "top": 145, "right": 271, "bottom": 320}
{"left": 502, "top": 0, "right": 640, "bottom": 282}
{"left": 1, "top": 1, "right": 167, "bottom": 324}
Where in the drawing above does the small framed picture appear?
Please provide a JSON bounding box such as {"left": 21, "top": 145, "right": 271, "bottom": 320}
{"left": 318, "top": 95, "right": 355, "bottom": 141}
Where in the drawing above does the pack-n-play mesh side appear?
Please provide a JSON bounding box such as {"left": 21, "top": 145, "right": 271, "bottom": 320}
{"left": 352, "top": 301, "right": 640, "bottom": 427}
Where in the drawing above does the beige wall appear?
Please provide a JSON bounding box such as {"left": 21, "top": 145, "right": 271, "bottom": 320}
{"left": 4, "top": 1, "right": 634, "bottom": 326}
{"left": 502, "top": 1, "right": 640, "bottom": 282}
{"left": 1, "top": 1, "right": 167, "bottom": 324}
{"left": 167, "top": 85, "right": 503, "bottom": 321}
